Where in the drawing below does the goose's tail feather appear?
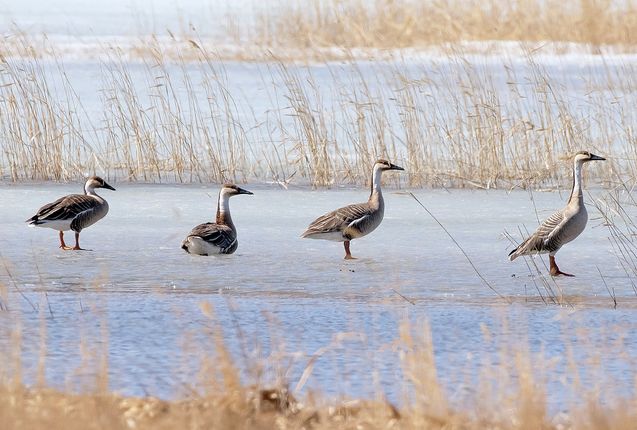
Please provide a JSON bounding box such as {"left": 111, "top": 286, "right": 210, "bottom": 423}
{"left": 508, "top": 246, "right": 520, "bottom": 261}
{"left": 26, "top": 216, "right": 43, "bottom": 226}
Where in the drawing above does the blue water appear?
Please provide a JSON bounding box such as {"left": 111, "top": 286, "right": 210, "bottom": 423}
{"left": 1, "top": 183, "right": 636, "bottom": 410}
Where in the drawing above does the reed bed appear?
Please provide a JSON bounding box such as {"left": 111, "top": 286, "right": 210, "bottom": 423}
{"left": 5, "top": 1, "right": 637, "bottom": 61}
{"left": 0, "top": 31, "right": 635, "bottom": 188}
{"left": 592, "top": 176, "right": 637, "bottom": 296}
{"left": 247, "top": 0, "right": 637, "bottom": 51}
{"left": 1, "top": 301, "right": 636, "bottom": 430}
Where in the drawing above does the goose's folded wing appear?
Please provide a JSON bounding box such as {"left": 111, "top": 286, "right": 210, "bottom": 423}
{"left": 540, "top": 211, "right": 569, "bottom": 247}
{"left": 541, "top": 208, "right": 582, "bottom": 251}
{"left": 31, "top": 195, "right": 99, "bottom": 222}
{"left": 517, "top": 210, "right": 567, "bottom": 254}
{"left": 188, "top": 223, "right": 236, "bottom": 249}
{"left": 303, "top": 203, "right": 371, "bottom": 235}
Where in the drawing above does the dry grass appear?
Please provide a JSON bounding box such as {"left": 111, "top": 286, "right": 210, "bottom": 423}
{"left": 0, "top": 34, "right": 630, "bottom": 188}
{"left": 1, "top": 311, "right": 636, "bottom": 430}
{"left": 592, "top": 176, "right": 637, "bottom": 297}
{"left": 247, "top": 0, "right": 637, "bottom": 51}
{"left": 1, "top": 0, "right": 637, "bottom": 189}
{"left": 1, "top": 383, "right": 635, "bottom": 430}
{"left": 0, "top": 52, "right": 90, "bottom": 181}
{"left": 1, "top": 261, "right": 636, "bottom": 429}
{"left": 5, "top": 1, "right": 637, "bottom": 61}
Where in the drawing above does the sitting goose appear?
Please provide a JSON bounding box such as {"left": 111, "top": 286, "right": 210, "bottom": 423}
{"left": 181, "top": 184, "right": 253, "bottom": 255}
{"left": 26, "top": 176, "right": 116, "bottom": 250}
{"left": 302, "top": 159, "right": 404, "bottom": 259}
{"left": 508, "top": 151, "right": 605, "bottom": 276}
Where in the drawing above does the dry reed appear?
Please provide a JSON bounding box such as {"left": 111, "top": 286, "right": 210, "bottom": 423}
{"left": 592, "top": 176, "right": 637, "bottom": 296}
{"left": 0, "top": 34, "right": 628, "bottom": 188}
{"left": 246, "top": 0, "right": 637, "bottom": 51}
{"left": 1, "top": 307, "right": 636, "bottom": 430}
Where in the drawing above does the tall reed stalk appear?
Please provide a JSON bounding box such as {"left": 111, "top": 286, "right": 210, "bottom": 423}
{"left": 0, "top": 35, "right": 628, "bottom": 188}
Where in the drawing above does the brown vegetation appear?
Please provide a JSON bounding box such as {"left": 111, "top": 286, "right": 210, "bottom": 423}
{"left": 0, "top": 35, "right": 628, "bottom": 188}
{"left": 1, "top": 313, "right": 636, "bottom": 430}
{"left": 248, "top": 0, "right": 637, "bottom": 51}
{"left": 0, "top": 1, "right": 636, "bottom": 188}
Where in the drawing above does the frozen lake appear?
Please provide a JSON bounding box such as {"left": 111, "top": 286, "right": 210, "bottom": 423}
{"left": 1, "top": 0, "right": 636, "bottom": 420}
{"left": 1, "top": 182, "right": 636, "bottom": 406}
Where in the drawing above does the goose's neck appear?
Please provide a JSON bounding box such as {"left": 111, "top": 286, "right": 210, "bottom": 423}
{"left": 568, "top": 160, "right": 584, "bottom": 206}
{"left": 85, "top": 185, "right": 99, "bottom": 198}
{"left": 216, "top": 192, "right": 235, "bottom": 229}
{"left": 369, "top": 166, "right": 384, "bottom": 208}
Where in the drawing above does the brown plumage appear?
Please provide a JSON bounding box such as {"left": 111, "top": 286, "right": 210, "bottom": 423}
{"left": 28, "top": 194, "right": 104, "bottom": 231}
{"left": 181, "top": 184, "right": 253, "bottom": 256}
{"left": 184, "top": 223, "right": 237, "bottom": 254}
{"left": 26, "top": 176, "right": 116, "bottom": 250}
{"left": 302, "top": 159, "right": 404, "bottom": 259}
{"left": 508, "top": 151, "right": 605, "bottom": 276}
{"left": 302, "top": 202, "right": 376, "bottom": 241}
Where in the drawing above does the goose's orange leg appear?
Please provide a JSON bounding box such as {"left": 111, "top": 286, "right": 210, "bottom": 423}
{"left": 344, "top": 240, "right": 356, "bottom": 260}
{"left": 59, "top": 231, "right": 72, "bottom": 250}
{"left": 72, "top": 232, "right": 87, "bottom": 251}
{"left": 549, "top": 255, "right": 574, "bottom": 277}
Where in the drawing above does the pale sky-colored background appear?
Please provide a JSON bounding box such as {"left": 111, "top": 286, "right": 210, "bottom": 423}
{"left": 0, "top": 0, "right": 261, "bottom": 36}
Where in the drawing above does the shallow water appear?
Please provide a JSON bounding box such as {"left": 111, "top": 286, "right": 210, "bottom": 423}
{"left": 1, "top": 182, "right": 636, "bottom": 406}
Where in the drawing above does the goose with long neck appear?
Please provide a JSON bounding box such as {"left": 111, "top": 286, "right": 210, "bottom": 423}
{"left": 26, "top": 176, "right": 116, "bottom": 250}
{"left": 368, "top": 160, "right": 386, "bottom": 212}
{"left": 302, "top": 159, "right": 404, "bottom": 259}
{"left": 508, "top": 151, "right": 605, "bottom": 276}
{"left": 567, "top": 154, "right": 588, "bottom": 206}
{"left": 216, "top": 187, "right": 237, "bottom": 231}
{"left": 181, "top": 184, "right": 253, "bottom": 256}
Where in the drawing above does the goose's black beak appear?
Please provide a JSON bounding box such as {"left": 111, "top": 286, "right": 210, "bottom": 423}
{"left": 389, "top": 163, "right": 404, "bottom": 171}
{"left": 238, "top": 187, "right": 253, "bottom": 195}
{"left": 102, "top": 182, "right": 116, "bottom": 191}
{"left": 590, "top": 154, "right": 605, "bottom": 161}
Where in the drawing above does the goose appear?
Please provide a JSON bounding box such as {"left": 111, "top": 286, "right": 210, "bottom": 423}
{"left": 302, "top": 159, "right": 404, "bottom": 259}
{"left": 508, "top": 151, "right": 605, "bottom": 276}
{"left": 181, "top": 184, "right": 253, "bottom": 255}
{"left": 26, "top": 176, "right": 116, "bottom": 250}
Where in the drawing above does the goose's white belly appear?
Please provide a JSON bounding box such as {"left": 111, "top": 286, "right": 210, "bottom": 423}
{"left": 304, "top": 231, "right": 346, "bottom": 242}
{"left": 34, "top": 220, "right": 73, "bottom": 231}
{"left": 184, "top": 236, "right": 224, "bottom": 255}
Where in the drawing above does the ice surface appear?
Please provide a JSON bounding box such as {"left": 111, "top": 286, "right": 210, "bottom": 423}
{"left": 1, "top": 0, "right": 636, "bottom": 412}
{"left": 1, "top": 182, "right": 636, "bottom": 404}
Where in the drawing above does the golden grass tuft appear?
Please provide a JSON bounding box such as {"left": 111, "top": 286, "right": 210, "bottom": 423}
{"left": 1, "top": 1, "right": 636, "bottom": 188}
{"left": 0, "top": 36, "right": 627, "bottom": 188}
{"left": 1, "top": 307, "right": 637, "bottom": 429}
{"left": 246, "top": 0, "right": 637, "bottom": 51}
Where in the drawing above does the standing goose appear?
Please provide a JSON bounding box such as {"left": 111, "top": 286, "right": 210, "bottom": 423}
{"left": 26, "top": 176, "right": 116, "bottom": 250}
{"left": 181, "top": 184, "right": 253, "bottom": 255}
{"left": 508, "top": 151, "right": 605, "bottom": 276}
{"left": 302, "top": 159, "right": 404, "bottom": 259}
